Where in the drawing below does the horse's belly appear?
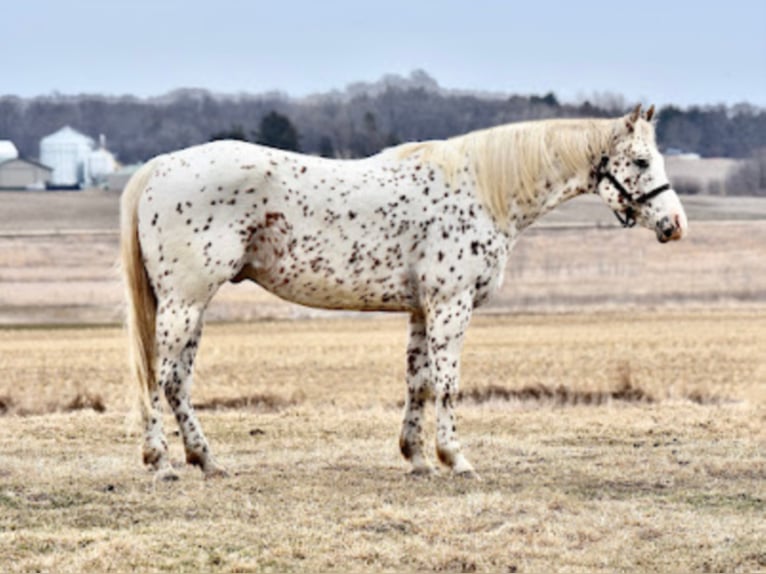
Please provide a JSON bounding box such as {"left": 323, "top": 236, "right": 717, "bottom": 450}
{"left": 237, "top": 259, "right": 419, "bottom": 313}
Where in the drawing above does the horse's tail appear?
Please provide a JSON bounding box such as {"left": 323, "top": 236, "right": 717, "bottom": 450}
{"left": 120, "top": 159, "right": 159, "bottom": 420}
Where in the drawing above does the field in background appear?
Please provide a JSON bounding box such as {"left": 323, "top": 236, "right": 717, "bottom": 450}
{"left": 663, "top": 156, "right": 741, "bottom": 195}
{"left": 1, "top": 191, "right": 765, "bottom": 325}
{"left": 2, "top": 187, "right": 766, "bottom": 234}
{"left": 0, "top": 314, "right": 764, "bottom": 573}
{"left": 0, "top": 191, "right": 764, "bottom": 572}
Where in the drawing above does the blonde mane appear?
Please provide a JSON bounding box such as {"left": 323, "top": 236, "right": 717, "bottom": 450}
{"left": 396, "top": 117, "right": 629, "bottom": 222}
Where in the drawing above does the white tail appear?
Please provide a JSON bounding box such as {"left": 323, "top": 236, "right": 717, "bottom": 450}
{"left": 120, "top": 160, "right": 159, "bottom": 419}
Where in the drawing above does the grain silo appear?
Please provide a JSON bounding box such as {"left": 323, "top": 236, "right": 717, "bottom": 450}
{"left": 39, "top": 126, "right": 95, "bottom": 188}
{"left": 88, "top": 135, "right": 117, "bottom": 187}
{"left": 0, "top": 140, "right": 18, "bottom": 162}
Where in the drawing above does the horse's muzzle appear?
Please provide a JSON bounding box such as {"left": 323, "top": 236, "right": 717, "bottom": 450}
{"left": 655, "top": 215, "right": 685, "bottom": 243}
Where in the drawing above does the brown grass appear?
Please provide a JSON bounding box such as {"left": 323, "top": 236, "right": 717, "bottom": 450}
{"left": 194, "top": 393, "right": 297, "bottom": 412}
{"left": 457, "top": 379, "right": 654, "bottom": 406}
{"left": 0, "top": 312, "right": 764, "bottom": 573}
{"left": 2, "top": 176, "right": 764, "bottom": 572}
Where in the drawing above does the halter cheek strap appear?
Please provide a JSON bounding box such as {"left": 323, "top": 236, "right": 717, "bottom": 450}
{"left": 597, "top": 156, "right": 672, "bottom": 228}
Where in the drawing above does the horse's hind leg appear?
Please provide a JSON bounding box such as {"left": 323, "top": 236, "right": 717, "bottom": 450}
{"left": 399, "top": 312, "right": 436, "bottom": 475}
{"left": 155, "top": 300, "right": 227, "bottom": 478}
{"left": 142, "top": 383, "right": 175, "bottom": 479}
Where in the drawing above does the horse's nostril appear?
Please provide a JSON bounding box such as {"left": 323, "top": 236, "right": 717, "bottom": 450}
{"left": 664, "top": 226, "right": 674, "bottom": 238}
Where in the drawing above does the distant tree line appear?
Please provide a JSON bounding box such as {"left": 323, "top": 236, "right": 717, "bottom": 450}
{"left": 2, "top": 71, "right": 765, "bottom": 171}
{"left": 656, "top": 104, "right": 766, "bottom": 157}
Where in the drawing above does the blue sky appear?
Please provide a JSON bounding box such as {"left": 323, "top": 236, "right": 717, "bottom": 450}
{"left": 2, "top": 0, "right": 764, "bottom": 107}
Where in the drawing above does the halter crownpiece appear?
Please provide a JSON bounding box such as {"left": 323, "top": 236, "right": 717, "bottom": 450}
{"left": 596, "top": 155, "right": 672, "bottom": 228}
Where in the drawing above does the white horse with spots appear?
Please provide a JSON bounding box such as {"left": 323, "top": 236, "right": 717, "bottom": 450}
{"left": 122, "top": 105, "right": 687, "bottom": 480}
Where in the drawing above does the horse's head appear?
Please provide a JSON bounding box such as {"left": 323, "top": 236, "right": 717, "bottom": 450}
{"left": 596, "top": 105, "right": 687, "bottom": 242}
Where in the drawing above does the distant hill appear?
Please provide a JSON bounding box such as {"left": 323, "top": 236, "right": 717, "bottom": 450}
{"left": 1, "top": 70, "right": 765, "bottom": 166}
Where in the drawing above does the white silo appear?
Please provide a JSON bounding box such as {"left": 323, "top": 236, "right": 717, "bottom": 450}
{"left": 39, "top": 126, "right": 95, "bottom": 188}
{"left": 0, "top": 140, "right": 18, "bottom": 162}
{"left": 88, "top": 134, "right": 117, "bottom": 187}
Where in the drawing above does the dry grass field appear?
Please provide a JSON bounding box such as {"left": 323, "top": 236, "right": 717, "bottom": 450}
{"left": 0, "top": 190, "right": 765, "bottom": 573}
{"left": 1, "top": 190, "right": 765, "bottom": 325}
{"left": 0, "top": 313, "right": 764, "bottom": 573}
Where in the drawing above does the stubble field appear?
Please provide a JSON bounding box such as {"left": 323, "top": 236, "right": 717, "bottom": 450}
{"left": 0, "top": 313, "right": 764, "bottom": 573}
{"left": 0, "top": 191, "right": 765, "bottom": 573}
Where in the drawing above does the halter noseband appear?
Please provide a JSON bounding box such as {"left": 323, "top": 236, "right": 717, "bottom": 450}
{"left": 596, "top": 155, "right": 672, "bottom": 228}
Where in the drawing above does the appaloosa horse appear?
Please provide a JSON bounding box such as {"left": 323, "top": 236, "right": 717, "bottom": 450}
{"left": 121, "top": 104, "right": 686, "bottom": 480}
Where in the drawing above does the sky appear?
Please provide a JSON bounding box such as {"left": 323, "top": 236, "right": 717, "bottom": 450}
{"left": 1, "top": 0, "right": 764, "bottom": 108}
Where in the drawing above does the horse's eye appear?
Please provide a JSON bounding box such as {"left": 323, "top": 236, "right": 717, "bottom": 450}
{"left": 634, "top": 158, "right": 650, "bottom": 169}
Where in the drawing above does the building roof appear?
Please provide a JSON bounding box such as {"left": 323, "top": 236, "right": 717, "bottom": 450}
{"left": 0, "top": 157, "right": 53, "bottom": 171}
{"left": 40, "top": 125, "right": 95, "bottom": 146}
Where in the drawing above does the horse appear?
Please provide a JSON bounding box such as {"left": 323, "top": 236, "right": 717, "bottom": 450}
{"left": 121, "top": 104, "right": 687, "bottom": 480}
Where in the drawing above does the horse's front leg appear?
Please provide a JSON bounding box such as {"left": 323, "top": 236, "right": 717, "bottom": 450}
{"left": 400, "top": 312, "right": 436, "bottom": 475}
{"left": 426, "top": 291, "right": 478, "bottom": 478}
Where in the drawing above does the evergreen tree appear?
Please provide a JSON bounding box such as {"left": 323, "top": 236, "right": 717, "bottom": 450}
{"left": 318, "top": 135, "right": 335, "bottom": 158}
{"left": 256, "top": 111, "right": 300, "bottom": 152}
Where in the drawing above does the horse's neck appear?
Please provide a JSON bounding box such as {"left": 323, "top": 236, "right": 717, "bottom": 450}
{"left": 511, "top": 168, "right": 595, "bottom": 230}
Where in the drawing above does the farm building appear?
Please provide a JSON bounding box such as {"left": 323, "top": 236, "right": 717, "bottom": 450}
{"left": 0, "top": 157, "right": 52, "bottom": 189}
{"left": 39, "top": 126, "right": 116, "bottom": 189}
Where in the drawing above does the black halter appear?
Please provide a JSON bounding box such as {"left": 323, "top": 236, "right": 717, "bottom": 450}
{"left": 596, "top": 155, "right": 672, "bottom": 228}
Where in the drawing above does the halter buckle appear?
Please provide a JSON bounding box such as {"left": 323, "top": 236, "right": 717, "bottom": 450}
{"left": 612, "top": 208, "right": 637, "bottom": 228}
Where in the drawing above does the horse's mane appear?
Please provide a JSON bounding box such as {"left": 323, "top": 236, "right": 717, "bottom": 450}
{"left": 395, "top": 117, "right": 645, "bottom": 222}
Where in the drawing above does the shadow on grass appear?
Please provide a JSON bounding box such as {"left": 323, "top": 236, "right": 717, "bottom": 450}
{"left": 194, "top": 393, "right": 297, "bottom": 412}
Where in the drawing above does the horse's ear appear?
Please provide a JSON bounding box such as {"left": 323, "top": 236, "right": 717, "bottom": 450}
{"left": 645, "top": 104, "right": 656, "bottom": 122}
{"left": 623, "top": 104, "right": 642, "bottom": 133}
